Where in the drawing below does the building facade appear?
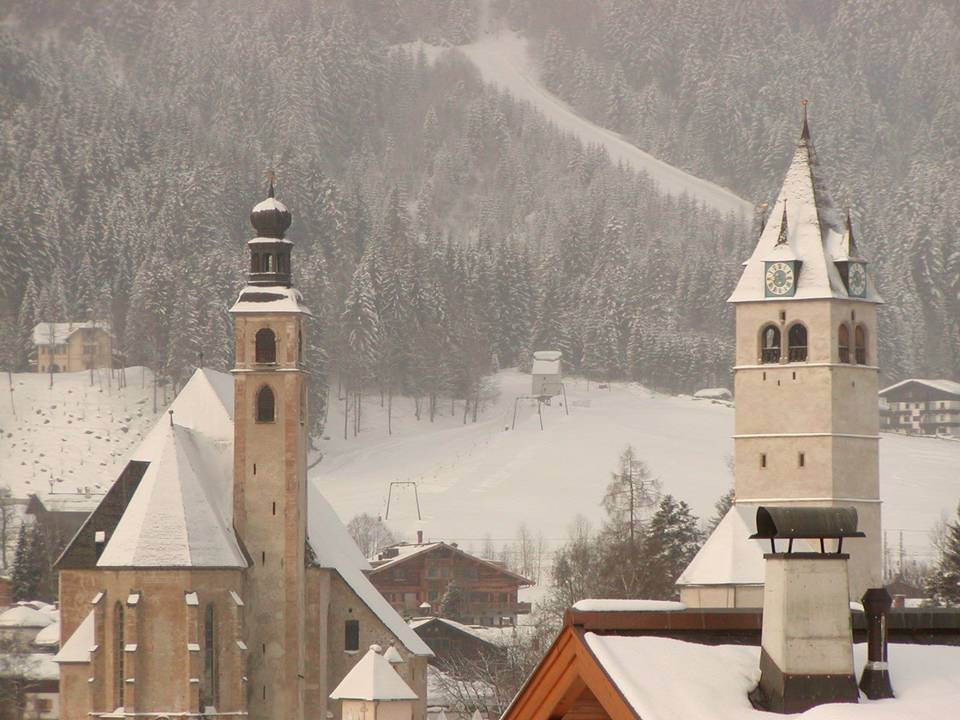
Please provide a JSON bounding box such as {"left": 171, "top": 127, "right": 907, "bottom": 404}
{"left": 679, "top": 110, "right": 883, "bottom": 605}
{"left": 33, "top": 323, "right": 111, "bottom": 373}
{"left": 54, "top": 186, "right": 431, "bottom": 720}
{"left": 879, "top": 379, "right": 960, "bottom": 437}
{"left": 369, "top": 542, "right": 532, "bottom": 626}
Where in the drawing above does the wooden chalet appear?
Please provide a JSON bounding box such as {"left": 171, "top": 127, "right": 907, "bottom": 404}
{"left": 368, "top": 541, "right": 532, "bottom": 626}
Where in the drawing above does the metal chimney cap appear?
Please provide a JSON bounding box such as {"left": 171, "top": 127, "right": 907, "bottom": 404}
{"left": 750, "top": 506, "right": 865, "bottom": 541}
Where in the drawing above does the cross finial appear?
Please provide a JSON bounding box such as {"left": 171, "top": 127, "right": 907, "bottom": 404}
{"left": 265, "top": 169, "right": 276, "bottom": 198}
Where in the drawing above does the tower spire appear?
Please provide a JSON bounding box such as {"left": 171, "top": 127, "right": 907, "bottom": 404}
{"left": 800, "top": 99, "right": 811, "bottom": 143}
{"left": 775, "top": 200, "right": 788, "bottom": 246}
{"left": 266, "top": 168, "right": 276, "bottom": 198}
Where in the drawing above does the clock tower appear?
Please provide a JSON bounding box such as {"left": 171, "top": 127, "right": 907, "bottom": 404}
{"left": 678, "top": 107, "right": 883, "bottom": 606}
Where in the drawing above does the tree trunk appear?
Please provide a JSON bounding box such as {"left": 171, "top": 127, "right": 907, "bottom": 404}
{"left": 387, "top": 387, "right": 393, "bottom": 436}
{"left": 343, "top": 389, "right": 349, "bottom": 440}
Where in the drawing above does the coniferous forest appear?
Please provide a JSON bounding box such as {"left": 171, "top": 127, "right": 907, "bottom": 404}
{"left": 1, "top": 1, "right": 957, "bottom": 441}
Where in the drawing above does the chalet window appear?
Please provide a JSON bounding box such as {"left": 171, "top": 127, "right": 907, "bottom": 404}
{"left": 202, "top": 604, "right": 219, "bottom": 709}
{"left": 787, "top": 323, "right": 807, "bottom": 362}
{"left": 392, "top": 568, "right": 406, "bottom": 580}
{"left": 854, "top": 325, "right": 867, "bottom": 364}
{"left": 256, "top": 386, "right": 275, "bottom": 423}
{"left": 114, "top": 602, "right": 124, "bottom": 708}
{"left": 345, "top": 620, "right": 360, "bottom": 652}
{"left": 760, "top": 325, "right": 780, "bottom": 364}
{"left": 838, "top": 324, "right": 851, "bottom": 363}
{"left": 427, "top": 564, "right": 439, "bottom": 579}
{"left": 255, "top": 328, "right": 276, "bottom": 364}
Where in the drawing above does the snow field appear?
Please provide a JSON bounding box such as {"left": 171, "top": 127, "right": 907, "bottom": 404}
{"left": 313, "top": 370, "right": 960, "bottom": 567}
{"left": 0, "top": 367, "right": 162, "bottom": 498}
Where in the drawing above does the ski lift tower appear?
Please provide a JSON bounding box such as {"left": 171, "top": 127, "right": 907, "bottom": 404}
{"left": 512, "top": 350, "right": 568, "bottom": 430}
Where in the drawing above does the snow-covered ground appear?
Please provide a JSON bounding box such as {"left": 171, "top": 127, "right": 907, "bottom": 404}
{"left": 2, "top": 367, "right": 956, "bottom": 570}
{"left": 404, "top": 28, "right": 753, "bottom": 219}
{"left": 0, "top": 367, "right": 162, "bottom": 499}
{"left": 314, "top": 370, "right": 960, "bottom": 567}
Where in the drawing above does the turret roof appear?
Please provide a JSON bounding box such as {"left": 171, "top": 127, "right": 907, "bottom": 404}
{"left": 330, "top": 645, "right": 419, "bottom": 701}
{"left": 728, "top": 112, "right": 881, "bottom": 304}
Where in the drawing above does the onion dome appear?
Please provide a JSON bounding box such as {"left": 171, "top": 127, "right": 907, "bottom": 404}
{"left": 250, "top": 179, "right": 292, "bottom": 239}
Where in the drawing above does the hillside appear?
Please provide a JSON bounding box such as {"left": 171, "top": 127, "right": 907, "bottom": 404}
{"left": 0, "top": 368, "right": 161, "bottom": 498}
{"left": 312, "top": 369, "right": 959, "bottom": 568}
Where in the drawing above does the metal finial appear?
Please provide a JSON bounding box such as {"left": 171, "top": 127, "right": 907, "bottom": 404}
{"left": 265, "top": 169, "right": 276, "bottom": 198}
{"left": 800, "top": 99, "right": 810, "bottom": 142}
{"left": 168, "top": 409, "right": 174, "bottom": 427}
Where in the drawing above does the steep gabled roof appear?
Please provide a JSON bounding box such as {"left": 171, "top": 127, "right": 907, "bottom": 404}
{"left": 330, "top": 645, "right": 419, "bottom": 701}
{"left": 676, "top": 504, "right": 766, "bottom": 587}
{"left": 729, "top": 114, "right": 881, "bottom": 304}
{"left": 369, "top": 542, "right": 534, "bottom": 586}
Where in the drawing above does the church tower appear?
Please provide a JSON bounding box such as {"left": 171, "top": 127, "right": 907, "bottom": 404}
{"left": 679, "top": 107, "right": 883, "bottom": 605}
{"left": 230, "top": 180, "right": 311, "bottom": 719}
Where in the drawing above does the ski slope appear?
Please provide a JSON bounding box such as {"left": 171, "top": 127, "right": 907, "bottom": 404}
{"left": 0, "top": 368, "right": 162, "bottom": 499}
{"left": 313, "top": 370, "right": 960, "bottom": 567}
{"left": 451, "top": 29, "right": 753, "bottom": 218}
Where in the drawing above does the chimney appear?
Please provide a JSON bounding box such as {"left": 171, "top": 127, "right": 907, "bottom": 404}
{"left": 859, "top": 588, "right": 895, "bottom": 699}
{"left": 750, "top": 507, "right": 863, "bottom": 713}
{"left": 417, "top": 530, "right": 423, "bottom": 544}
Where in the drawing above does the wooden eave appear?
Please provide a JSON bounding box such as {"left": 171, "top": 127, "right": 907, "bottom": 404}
{"left": 501, "top": 625, "right": 639, "bottom": 720}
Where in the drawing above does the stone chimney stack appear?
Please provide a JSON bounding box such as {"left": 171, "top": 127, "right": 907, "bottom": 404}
{"left": 750, "top": 507, "right": 863, "bottom": 713}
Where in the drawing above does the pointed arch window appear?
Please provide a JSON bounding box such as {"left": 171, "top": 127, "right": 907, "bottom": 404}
{"left": 787, "top": 323, "right": 808, "bottom": 362}
{"left": 838, "top": 324, "right": 851, "bottom": 364}
{"left": 202, "top": 604, "right": 219, "bottom": 709}
{"left": 256, "top": 386, "right": 275, "bottom": 423}
{"left": 760, "top": 325, "right": 781, "bottom": 364}
{"left": 114, "top": 602, "right": 125, "bottom": 708}
{"left": 854, "top": 325, "right": 867, "bottom": 365}
{"left": 255, "top": 328, "right": 276, "bottom": 364}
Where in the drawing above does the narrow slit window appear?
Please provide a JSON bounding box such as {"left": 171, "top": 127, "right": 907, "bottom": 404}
{"left": 345, "top": 619, "right": 360, "bottom": 652}
{"left": 760, "top": 453, "right": 767, "bottom": 469}
{"left": 798, "top": 452, "right": 805, "bottom": 468}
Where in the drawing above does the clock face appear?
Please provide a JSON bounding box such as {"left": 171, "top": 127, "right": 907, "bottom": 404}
{"left": 847, "top": 262, "right": 867, "bottom": 297}
{"left": 765, "top": 261, "right": 795, "bottom": 296}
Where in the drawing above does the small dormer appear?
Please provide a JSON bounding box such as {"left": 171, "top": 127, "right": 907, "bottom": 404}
{"left": 834, "top": 209, "right": 868, "bottom": 299}
{"left": 763, "top": 202, "right": 802, "bottom": 298}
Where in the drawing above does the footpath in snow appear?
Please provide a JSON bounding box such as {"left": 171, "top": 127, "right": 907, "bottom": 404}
{"left": 408, "top": 29, "right": 753, "bottom": 219}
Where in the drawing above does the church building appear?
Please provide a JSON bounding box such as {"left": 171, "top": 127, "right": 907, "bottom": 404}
{"left": 53, "top": 186, "right": 432, "bottom": 719}
{"left": 678, "top": 108, "right": 883, "bottom": 606}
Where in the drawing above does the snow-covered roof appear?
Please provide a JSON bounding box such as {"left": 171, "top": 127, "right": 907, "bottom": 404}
{"left": 693, "top": 388, "right": 732, "bottom": 400}
{"left": 84, "top": 367, "right": 429, "bottom": 653}
{"left": 0, "top": 605, "right": 54, "bottom": 628}
{"left": 7, "top": 653, "right": 61, "bottom": 680}
{"left": 309, "top": 492, "right": 431, "bottom": 656}
{"left": 96, "top": 369, "right": 242, "bottom": 568}
{"left": 572, "top": 599, "right": 687, "bottom": 613}
{"left": 409, "top": 616, "right": 531, "bottom": 648}
{"left": 532, "top": 350, "right": 562, "bottom": 375}
{"left": 32, "top": 321, "right": 111, "bottom": 346}
{"left": 677, "top": 504, "right": 766, "bottom": 587}
{"left": 728, "top": 126, "right": 881, "bottom": 305}
{"left": 879, "top": 378, "right": 960, "bottom": 398}
{"left": 251, "top": 197, "right": 288, "bottom": 214}
{"left": 229, "top": 285, "right": 311, "bottom": 315}
{"left": 370, "top": 542, "right": 533, "bottom": 585}
{"left": 54, "top": 610, "right": 93, "bottom": 664}
{"left": 330, "top": 645, "right": 419, "bottom": 701}
{"left": 584, "top": 634, "right": 960, "bottom": 720}
{"left": 369, "top": 543, "right": 442, "bottom": 570}
{"left": 34, "top": 621, "right": 60, "bottom": 646}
